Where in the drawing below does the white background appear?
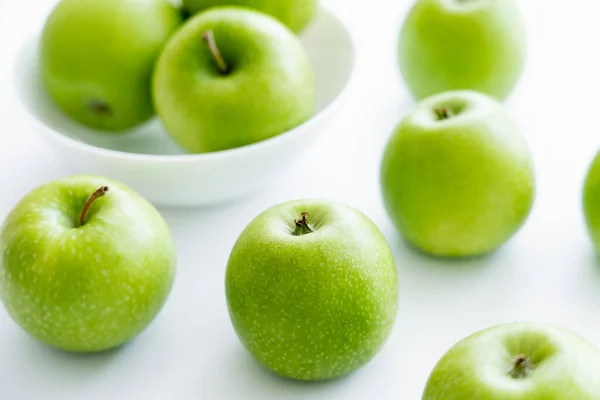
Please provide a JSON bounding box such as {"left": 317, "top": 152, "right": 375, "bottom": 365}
{"left": 2, "top": 0, "right": 600, "bottom": 399}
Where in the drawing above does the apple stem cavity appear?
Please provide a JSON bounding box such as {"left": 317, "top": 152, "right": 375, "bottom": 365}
{"left": 508, "top": 354, "right": 532, "bottom": 379}
{"left": 202, "top": 30, "right": 228, "bottom": 74}
{"left": 434, "top": 107, "right": 454, "bottom": 121}
{"left": 79, "top": 186, "right": 109, "bottom": 227}
{"left": 88, "top": 99, "right": 112, "bottom": 115}
{"left": 293, "top": 212, "right": 314, "bottom": 236}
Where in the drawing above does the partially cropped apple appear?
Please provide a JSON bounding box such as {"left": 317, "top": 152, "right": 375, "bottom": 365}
{"left": 40, "top": 0, "right": 182, "bottom": 131}
{"left": 0, "top": 175, "right": 176, "bottom": 352}
{"left": 422, "top": 323, "right": 600, "bottom": 399}
{"left": 398, "top": 0, "right": 526, "bottom": 101}
{"left": 380, "top": 90, "right": 535, "bottom": 257}
{"left": 583, "top": 151, "right": 600, "bottom": 251}
{"left": 153, "top": 7, "right": 315, "bottom": 153}
{"left": 182, "top": 0, "right": 317, "bottom": 33}
{"left": 226, "top": 199, "right": 398, "bottom": 380}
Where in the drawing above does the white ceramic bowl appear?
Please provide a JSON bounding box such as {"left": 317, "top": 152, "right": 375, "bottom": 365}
{"left": 13, "top": 6, "right": 355, "bottom": 207}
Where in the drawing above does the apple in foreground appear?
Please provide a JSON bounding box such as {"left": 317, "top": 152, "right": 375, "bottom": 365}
{"left": 0, "top": 175, "right": 176, "bottom": 352}
{"left": 582, "top": 151, "right": 600, "bottom": 251}
{"left": 422, "top": 323, "right": 600, "bottom": 399}
{"left": 40, "top": 0, "right": 182, "bottom": 131}
{"left": 398, "top": 0, "right": 526, "bottom": 101}
{"left": 153, "top": 7, "right": 315, "bottom": 154}
{"left": 182, "top": 0, "right": 317, "bottom": 33}
{"left": 380, "top": 90, "right": 535, "bottom": 257}
{"left": 225, "top": 199, "right": 398, "bottom": 380}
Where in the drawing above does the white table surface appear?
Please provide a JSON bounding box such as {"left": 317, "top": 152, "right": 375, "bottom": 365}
{"left": 2, "top": 1, "right": 600, "bottom": 399}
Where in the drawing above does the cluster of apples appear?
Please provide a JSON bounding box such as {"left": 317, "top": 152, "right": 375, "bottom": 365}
{"left": 3, "top": 0, "right": 600, "bottom": 399}
{"left": 40, "top": 0, "right": 316, "bottom": 153}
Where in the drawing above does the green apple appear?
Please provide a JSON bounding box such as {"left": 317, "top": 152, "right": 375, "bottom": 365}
{"left": 153, "top": 7, "right": 315, "bottom": 153}
{"left": 225, "top": 199, "right": 398, "bottom": 380}
{"left": 0, "top": 175, "right": 176, "bottom": 352}
{"left": 182, "top": 0, "right": 317, "bottom": 33}
{"left": 422, "top": 323, "right": 600, "bottom": 399}
{"left": 380, "top": 90, "right": 535, "bottom": 257}
{"left": 398, "top": 0, "right": 527, "bottom": 101}
{"left": 582, "top": 151, "right": 600, "bottom": 250}
{"left": 40, "top": 0, "right": 182, "bottom": 131}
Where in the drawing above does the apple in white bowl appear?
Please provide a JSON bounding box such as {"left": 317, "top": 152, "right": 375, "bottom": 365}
{"left": 153, "top": 7, "right": 315, "bottom": 154}
{"left": 12, "top": 6, "right": 355, "bottom": 207}
{"left": 182, "top": 0, "right": 317, "bottom": 33}
{"left": 38, "top": 0, "right": 182, "bottom": 132}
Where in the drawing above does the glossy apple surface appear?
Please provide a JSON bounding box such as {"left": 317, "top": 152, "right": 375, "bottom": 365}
{"left": 153, "top": 7, "right": 315, "bottom": 153}
{"left": 380, "top": 90, "right": 535, "bottom": 257}
{"left": 422, "top": 323, "right": 600, "bottom": 399}
{"left": 182, "top": 0, "right": 317, "bottom": 33}
{"left": 40, "top": 0, "right": 182, "bottom": 131}
{"left": 225, "top": 199, "right": 398, "bottom": 380}
{"left": 398, "top": 0, "right": 526, "bottom": 100}
{"left": 0, "top": 175, "right": 176, "bottom": 352}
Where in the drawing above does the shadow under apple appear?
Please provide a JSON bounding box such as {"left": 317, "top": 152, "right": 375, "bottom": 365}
{"left": 585, "top": 249, "right": 600, "bottom": 281}
{"left": 5, "top": 331, "right": 123, "bottom": 385}
{"left": 389, "top": 230, "right": 504, "bottom": 271}
{"left": 197, "top": 343, "right": 360, "bottom": 399}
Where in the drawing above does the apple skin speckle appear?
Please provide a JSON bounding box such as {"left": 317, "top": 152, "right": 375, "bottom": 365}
{"left": 226, "top": 199, "right": 399, "bottom": 381}
{"left": 0, "top": 175, "right": 176, "bottom": 352}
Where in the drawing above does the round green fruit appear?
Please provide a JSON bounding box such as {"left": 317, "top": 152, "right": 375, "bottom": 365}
{"left": 182, "top": 0, "right": 317, "bottom": 33}
{"left": 152, "top": 7, "right": 315, "bottom": 153}
{"left": 225, "top": 199, "right": 398, "bottom": 380}
{"left": 398, "top": 0, "right": 526, "bottom": 101}
{"left": 422, "top": 323, "right": 600, "bottom": 399}
{"left": 40, "top": 0, "right": 182, "bottom": 131}
{"left": 380, "top": 90, "right": 535, "bottom": 257}
{"left": 0, "top": 175, "right": 176, "bottom": 352}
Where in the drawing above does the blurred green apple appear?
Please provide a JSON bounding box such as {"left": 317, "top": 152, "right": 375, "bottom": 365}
{"left": 182, "top": 0, "right": 317, "bottom": 33}
{"left": 582, "top": 151, "right": 600, "bottom": 251}
{"left": 380, "top": 90, "right": 535, "bottom": 257}
{"left": 398, "top": 0, "right": 526, "bottom": 101}
{"left": 40, "top": 0, "right": 182, "bottom": 131}
{"left": 153, "top": 7, "right": 315, "bottom": 153}
{"left": 226, "top": 199, "right": 398, "bottom": 380}
{"left": 422, "top": 323, "right": 600, "bottom": 399}
{"left": 0, "top": 175, "right": 176, "bottom": 352}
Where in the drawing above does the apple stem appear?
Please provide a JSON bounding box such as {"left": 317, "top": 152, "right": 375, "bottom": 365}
{"left": 434, "top": 107, "right": 453, "bottom": 120}
{"left": 508, "top": 354, "right": 531, "bottom": 379}
{"left": 79, "top": 186, "right": 109, "bottom": 227}
{"left": 202, "top": 30, "right": 228, "bottom": 74}
{"left": 293, "top": 212, "right": 314, "bottom": 236}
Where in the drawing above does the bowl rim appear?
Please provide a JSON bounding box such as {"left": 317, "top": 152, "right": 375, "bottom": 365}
{"left": 13, "top": 4, "right": 357, "bottom": 164}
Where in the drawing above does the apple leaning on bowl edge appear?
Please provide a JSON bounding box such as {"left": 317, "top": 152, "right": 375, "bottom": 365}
{"left": 398, "top": 0, "right": 527, "bottom": 101}
{"left": 422, "top": 323, "right": 600, "bottom": 399}
{"left": 380, "top": 90, "right": 535, "bottom": 257}
{"left": 0, "top": 175, "right": 176, "bottom": 352}
{"left": 182, "top": 0, "right": 318, "bottom": 33}
{"left": 40, "top": 0, "right": 182, "bottom": 131}
{"left": 153, "top": 6, "right": 315, "bottom": 154}
{"left": 226, "top": 199, "right": 398, "bottom": 380}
